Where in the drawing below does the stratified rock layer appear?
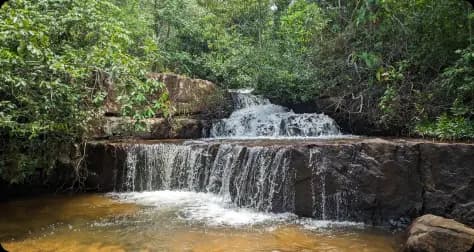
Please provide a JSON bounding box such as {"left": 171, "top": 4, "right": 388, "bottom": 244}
{"left": 92, "top": 117, "right": 207, "bottom": 139}
{"left": 85, "top": 138, "right": 474, "bottom": 226}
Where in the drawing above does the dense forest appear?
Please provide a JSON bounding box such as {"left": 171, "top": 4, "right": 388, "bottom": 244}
{"left": 0, "top": 0, "right": 473, "bottom": 184}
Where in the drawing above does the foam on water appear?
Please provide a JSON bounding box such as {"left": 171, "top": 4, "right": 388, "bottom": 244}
{"left": 108, "top": 191, "right": 294, "bottom": 226}
{"left": 108, "top": 191, "right": 363, "bottom": 229}
{"left": 296, "top": 218, "right": 365, "bottom": 230}
{"left": 210, "top": 89, "right": 342, "bottom": 138}
{"left": 206, "top": 134, "right": 357, "bottom": 141}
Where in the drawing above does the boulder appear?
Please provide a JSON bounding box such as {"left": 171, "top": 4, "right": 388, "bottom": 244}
{"left": 404, "top": 214, "right": 474, "bottom": 252}
{"left": 95, "top": 73, "right": 234, "bottom": 140}
{"left": 148, "top": 73, "right": 217, "bottom": 116}
{"left": 150, "top": 117, "right": 206, "bottom": 139}
{"left": 102, "top": 72, "right": 220, "bottom": 116}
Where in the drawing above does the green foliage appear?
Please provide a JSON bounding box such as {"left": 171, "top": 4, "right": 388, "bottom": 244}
{"left": 417, "top": 44, "right": 474, "bottom": 140}
{"left": 439, "top": 45, "right": 474, "bottom": 119}
{"left": 0, "top": 0, "right": 167, "bottom": 184}
{"left": 279, "top": 0, "right": 326, "bottom": 51}
{"left": 141, "top": 0, "right": 473, "bottom": 139}
{"left": 416, "top": 115, "right": 474, "bottom": 140}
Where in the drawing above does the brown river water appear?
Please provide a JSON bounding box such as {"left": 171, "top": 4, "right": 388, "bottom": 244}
{"left": 0, "top": 193, "right": 402, "bottom": 252}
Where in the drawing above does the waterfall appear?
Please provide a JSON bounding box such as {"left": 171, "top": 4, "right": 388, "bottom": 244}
{"left": 122, "top": 142, "right": 295, "bottom": 213}
{"left": 117, "top": 89, "right": 347, "bottom": 218}
{"left": 210, "top": 89, "right": 341, "bottom": 138}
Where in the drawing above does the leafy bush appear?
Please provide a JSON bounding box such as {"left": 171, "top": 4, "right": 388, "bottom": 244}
{"left": 0, "top": 0, "right": 166, "bottom": 184}
{"left": 416, "top": 115, "right": 474, "bottom": 140}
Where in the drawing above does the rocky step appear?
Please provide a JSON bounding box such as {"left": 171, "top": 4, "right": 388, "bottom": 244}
{"left": 85, "top": 138, "right": 474, "bottom": 227}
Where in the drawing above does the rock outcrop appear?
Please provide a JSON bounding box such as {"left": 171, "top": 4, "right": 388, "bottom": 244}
{"left": 96, "top": 73, "right": 232, "bottom": 139}
{"left": 85, "top": 138, "right": 474, "bottom": 227}
{"left": 147, "top": 73, "right": 218, "bottom": 116}
{"left": 404, "top": 214, "right": 474, "bottom": 252}
{"left": 92, "top": 117, "right": 207, "bottom": 139}
{"left": 103, "top": 73, "right": 218, "bottom": 116}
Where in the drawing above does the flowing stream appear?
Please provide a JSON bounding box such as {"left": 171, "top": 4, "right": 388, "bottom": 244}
{"left": 0, "top": 90, "right": 402, "bottom": 251}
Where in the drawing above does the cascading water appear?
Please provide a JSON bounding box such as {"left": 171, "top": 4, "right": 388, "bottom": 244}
{"left": 123, "top": 142, "right": 295, "bottom": 213}
{"left": 118, "top": 89, "right": 348, "bottom": 221}
{"left": 210, "top": 89, "right": 341, "bottom": 138}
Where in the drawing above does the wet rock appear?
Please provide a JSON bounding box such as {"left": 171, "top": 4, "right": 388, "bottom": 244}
{"left": 293, "top": 148, "right": 312, "bottom": 217}
{"left": 85, "top": 142, "right": 128, "bottom": 191}
{"left": 85, "top": 138, "right": 474, "bottom": 226}
{"left": 419, "top": 143, "right": 474, "bottom": 226}
{"left": 309, "top": 140, "right": 423, "bottom": 225}
{"left": 404, "top": 214, "right": 474, "bottom": 252}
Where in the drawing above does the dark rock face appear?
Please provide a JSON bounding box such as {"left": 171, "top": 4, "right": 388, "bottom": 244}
{"left": 292, "top": 148, "right": 312, "bottom": 217}
{"left": 85, "top": 138, "right": 474, "bottom": 226}
{"left": 404, "top": 214, "right": 474, "bottom": 252}
{"left": 85, "top": 142, "right": 127, "bottom": 191}
{"left": 419, "top": 143, "right": 474, "bottom": 227}
{"left": 308, "top": 142, "right": 423, "bottom": 225}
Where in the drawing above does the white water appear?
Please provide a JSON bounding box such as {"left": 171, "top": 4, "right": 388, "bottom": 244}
{"left": 109, "top": 191, "right": 363, "bottom": 228}
{"left": 210, "top": 89, "right": 342, "bottom": 138}
{"left": 117, "top": 89, "right": 359, "bottom": 227}
{"left": 122, "top": 143, "right": 295, "bottom": 213}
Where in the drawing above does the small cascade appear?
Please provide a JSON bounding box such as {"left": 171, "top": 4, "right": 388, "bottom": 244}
{"left": 210, "top": 89, "right": 341, "bottom": 138}
{"left": 122, "top": 142, "right": 295, "bottom": 212}
{"left": 229, "top": 88, "right": 271, "bottom": 109}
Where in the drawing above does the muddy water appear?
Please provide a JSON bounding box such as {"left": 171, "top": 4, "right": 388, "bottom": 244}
{"left": 0, "top": 193, "right": 402, "bottom": 252}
